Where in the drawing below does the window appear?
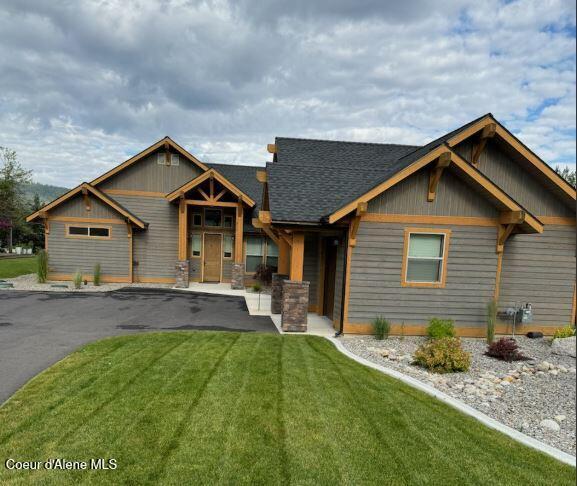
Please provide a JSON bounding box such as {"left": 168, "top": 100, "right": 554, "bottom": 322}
{"left": 402, "top": 229, "right": 450, "bottom": 288}
{"left": 223, "top": 215, "right": 233, "bottom": 228}
{"left": 266, "top": 240, "right": 278, "bottom": 272}
{"left": 192, "top": 213, "right": 202, "bottom": 227}
{"left": 204, "top": 209, "right": 222, "bottom": 227}
{"left": 245, "top": 237, "right": 264, "bottom": 272}
{"left": 191, "top": 234, "right": 202, "bottom": 257}
{"left": 223, "top": 235, "right": 233, "bottom": 259}
{"left": 171, "top": 154, "right": 179, "bottom": 166}
{"left": 157, "top": 153, "right": 166, "bottom": 165}
{"left": 66, "top": 225, "right": 111, "bottom": 239}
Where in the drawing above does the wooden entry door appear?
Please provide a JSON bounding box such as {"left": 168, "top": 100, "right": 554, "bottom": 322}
{"left": 323, "top": 239, "right": 338, "bottom": 320}
{"left": 203, "top": 234, "right": 222, "bottom": 282}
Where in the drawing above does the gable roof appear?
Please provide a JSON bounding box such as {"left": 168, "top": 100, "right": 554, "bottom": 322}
{"left": 205, "top": 163, "right": 264, "bottom": 210}
{"left": 91, "top": 136, "right": 208, "bottom": 186}
{"left": 26, "top": 183, "right": 147, "bottom": 228}
{"left": 166, "top": 168, "right": 256, "bottom": 207}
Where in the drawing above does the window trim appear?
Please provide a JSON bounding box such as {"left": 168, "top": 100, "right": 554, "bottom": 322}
{"left": 192, "top": 212, "right": 203, "bottom": 227}
{"left": 223, "top": 234, "right": 233, "bottom": 259}
{"left": 65, "top": 224, "right": 112, "bottom": 240}
{"left": 401, "top": 228, "right": 451, "bottom": 288}
{"left": 223, "top": 214, "right": 234, "bottom": 229}
{"left": 190, "top": 233, "right": 202, "bottom": 258}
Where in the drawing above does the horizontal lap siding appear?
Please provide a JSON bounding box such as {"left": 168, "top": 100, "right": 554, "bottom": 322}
{"left": 47, "top": 222, "right": 129, "bottom": 277}
{"left": 348, "top": 222, "right": 498, "bottom": 326}
{"left": 333, "top": 242, "right": 345, "bottom": 326}
{"left": 114, "top": 196, "right": 178, "bottom": 280}
{"left": 303, "top": 234, "right": 319, "bottom": 306}
{"left": 499, "top": 225, "right": 576, "bottom": 325}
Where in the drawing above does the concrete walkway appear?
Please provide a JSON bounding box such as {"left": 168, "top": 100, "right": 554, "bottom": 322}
{"left": 179, "top": 282, "right": 336, "bottom": 336}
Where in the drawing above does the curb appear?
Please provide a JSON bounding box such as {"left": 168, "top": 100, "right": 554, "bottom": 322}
{"left": 326, "top": 336, "right": 576, "bottom": 468}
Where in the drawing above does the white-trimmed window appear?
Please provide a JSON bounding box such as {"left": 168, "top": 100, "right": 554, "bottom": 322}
{"left": 402, "top": 229, "right": 450, "bottom": 288}
{"left": 66, "top": 225, "right": 111, "bottom": 239}
{"left": 245, "top": 236, "right": 264, "bottom": 272}
{"left": 171, "top": 154, "right": 180, "bottom": 166}
{"left": 157, "top": 153, "right": 166, "bottom": 165}
{"left": 190, "top": 234, "right": 202, "bottom": 257}
{"left": 223, "top": 235, "right": 233, "bottom": 259}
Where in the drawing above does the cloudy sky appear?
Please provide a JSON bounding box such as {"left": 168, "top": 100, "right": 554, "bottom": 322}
{"left": 0, "top": 0, "right": 575, "bottom": 188}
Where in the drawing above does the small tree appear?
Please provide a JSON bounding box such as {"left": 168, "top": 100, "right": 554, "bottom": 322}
{"left": 486, "top": 299, "right": 497, "bottom": 344}
{"left": 93, "top": 263, "right": 101, "bottom": 287}
{"left": 73, "top": 270, "right": 83, "bottom": 289}
{"left": 555, "top": 166, "right": 576, "bottom": 187}
{"left": 372, "top": 317, "right": 390, "bottom": 340}
{"left": 37, "top": 249, "right": 48, "bottom": 283}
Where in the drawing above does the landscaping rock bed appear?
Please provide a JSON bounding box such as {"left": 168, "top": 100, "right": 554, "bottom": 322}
{"left": 4, "top": 273, "right": 172, "bottom": 292}
{"left": 341, "top": 335, "right": 577, "bottom": 456}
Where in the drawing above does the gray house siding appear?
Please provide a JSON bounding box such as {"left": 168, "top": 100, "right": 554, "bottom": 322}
{"left": 50, "top": 194, "right": 121, "bottom": 220}
{"left": 47, "top": 221, "right": 129, "bottom": 278}
{"left": 113, "top": 195, "right": 178, "bottom": 281}
{"left": 347, "top": 222, "right": 499, "bottom": 326}
{"left": 368, "top": 167, "right": 498, "bottom": 218}
{"left": 98, "top": 152, "right": 203, "bottom": 194}
{"left": 454, "top": 140, "right": 574, "bottom": 217}
{"left": 332, "top": 242, "right": 345, "bottom": 327}
{"left": 499, "top": 225, "right": 576, "bottom": 326}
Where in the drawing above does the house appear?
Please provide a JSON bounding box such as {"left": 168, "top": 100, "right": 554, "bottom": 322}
{"left": 27, "top": 114, "right": 576, "bottom": 335}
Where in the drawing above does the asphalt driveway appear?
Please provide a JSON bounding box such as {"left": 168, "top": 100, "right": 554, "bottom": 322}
{"left": 0, "top": 288, "right": 276, "bottom": 404}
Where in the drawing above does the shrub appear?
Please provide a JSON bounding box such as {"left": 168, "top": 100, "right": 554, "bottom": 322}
{"left": 413, "top": 338, "right": 471, "bottom": 373}
{"left": 37, "top": 249, "right": 48, "bottom": 283}
{"left": 93, "top": 263, "right": 101, "bottom": 287}
{"left": 254, "top": 264, "right": 273, "bottom": 286}
{"left": 426, "top": 318, "right": 456, "bottom": 339}
{"left": 486, "top": 300, "right": 497, "bottom": 344}
{"left": 73, "top": 270, "right": 83, "bottom": 289}
{"left": 372, "top": 317, "right": 390, "bottom": 340}
{"left": 486, "top": 337, "right": 527, "bottom": 362}
{"left": 251, "top": 282, "right": 262, "bottom": 293}
{"left": 553, "top": 326, "right": 576, "bottom": 340}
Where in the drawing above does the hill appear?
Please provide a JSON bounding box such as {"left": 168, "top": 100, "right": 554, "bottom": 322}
{"left": 22, "top": 182, "right": 69, "bottom": 204}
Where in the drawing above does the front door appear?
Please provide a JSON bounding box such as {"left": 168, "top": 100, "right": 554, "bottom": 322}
{"left": 203, "top": 234, "right": 222, "bottom": 282}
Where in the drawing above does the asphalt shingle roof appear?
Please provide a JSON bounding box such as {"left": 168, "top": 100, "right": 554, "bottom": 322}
{"left": 205, "top": 162, "right": 264, "bottom": 210}
{"left": 268, "top": 114, "right": 494, "bottom": 223}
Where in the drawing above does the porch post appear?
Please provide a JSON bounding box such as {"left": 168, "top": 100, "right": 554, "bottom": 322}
{"left": 231, "top": 201, "right": 245, "bottom": 289}
{"left": 282, "top": 232, "right": 309, "bottom": 331}
{"left": 278, "top": 238, "right": 290, "bottom": 275}
{"left": 175, "top": 198, "right": 189, "bottom": 288}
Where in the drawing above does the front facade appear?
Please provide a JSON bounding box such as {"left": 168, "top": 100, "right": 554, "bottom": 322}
{"left": 28, "top": 114, "right": 576, "bottom": 335}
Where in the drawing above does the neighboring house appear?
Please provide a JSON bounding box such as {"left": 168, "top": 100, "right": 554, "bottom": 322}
{"left": 27, "top": 114, "right": 576, "bottom": 335}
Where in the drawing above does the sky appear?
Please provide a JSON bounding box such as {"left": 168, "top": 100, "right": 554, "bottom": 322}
{"left": 0, "top": 0, "right": 575, "bottom": 188}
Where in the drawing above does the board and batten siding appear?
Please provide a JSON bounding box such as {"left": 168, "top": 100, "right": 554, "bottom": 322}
{"left": 347, "top": 222, "right": 499, "bottom": 327}
{"left": 98, "top": 152, "right": 203, "bottom": 194}
{"left": 112, "top": 195, "right": 178, "bottom": 281}
{"left": 499, "top": 225, "right": 576, "bottom": 326}
{"left": 49, "top": 194, "right": 121, "bottom": 220}
{"left": 368, "top": 167, "right": 498, "bottom": 218}
{"left": 47, "top": 221, "right": 130, "bottom": 278}
{"left": 454, "top": 140, "right": 574, "bottom": 217}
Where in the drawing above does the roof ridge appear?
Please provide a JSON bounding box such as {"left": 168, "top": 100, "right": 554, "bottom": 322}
{"left": 276, "top": 136, "right": 421, "bottom": 149}
{"left": 205, "top": 162, "right": 264, "bottom": 169}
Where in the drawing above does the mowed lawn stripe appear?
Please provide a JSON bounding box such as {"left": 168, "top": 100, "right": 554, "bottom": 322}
{"left": 0, "top": 332, "right": 574, "bottom": 486}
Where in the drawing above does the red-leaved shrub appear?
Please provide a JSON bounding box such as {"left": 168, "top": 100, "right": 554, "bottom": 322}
{"left": 485, "top": 337, "right": 527, "bottom": 362}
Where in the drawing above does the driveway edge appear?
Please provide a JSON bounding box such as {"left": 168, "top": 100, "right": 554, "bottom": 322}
{"left": 326, "top": 336, "right": 576, "bottom": 468}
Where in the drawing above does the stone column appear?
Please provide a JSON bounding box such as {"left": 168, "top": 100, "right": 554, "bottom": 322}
{"left": 175, "top": 260, "right": 190, "bottom": 288}
{"left": 231, "top": 263, "right": 245, "bottom": 289}
{"left": 281, "top": 280, "right": 309, "bottom": 332}
{"left": 271, "top": 273, "right": 289, "bottom": 314}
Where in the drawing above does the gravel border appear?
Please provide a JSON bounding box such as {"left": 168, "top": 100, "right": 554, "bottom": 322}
{"left": 2, "top": 274, "right": 171, "bottom": 292}
{"left": 340, "top": 335, "right": 576, "bottom": 456}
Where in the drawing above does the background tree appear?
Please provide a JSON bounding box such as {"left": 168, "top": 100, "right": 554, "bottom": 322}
{"left": 555, "top": 166, "right": 576, "bottom": 187}
{"left": 0, "top": 147, "right": 35, "bottom": 250}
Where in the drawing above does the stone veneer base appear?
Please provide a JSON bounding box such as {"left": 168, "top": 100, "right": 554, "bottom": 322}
{"left": 175, "top": 260, "right": 190, "bottom": 288}
{"left": 281, "top": 280, "right": 309, "bottom": 332}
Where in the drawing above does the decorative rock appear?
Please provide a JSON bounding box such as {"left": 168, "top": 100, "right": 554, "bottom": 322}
{"left": 551, "top": 336, "right": 576, "bottom": 358}
{"left": 549, "top": 369, "right": 559, "bottom": 376}
{"left": 540, "top": 419, "right": 561, "bottom": 432}
{"left": 554, "top": 415, "right": 566, "bottom": 423}
{"left": 537, "top": 361, "right": 551, "bottom": 372}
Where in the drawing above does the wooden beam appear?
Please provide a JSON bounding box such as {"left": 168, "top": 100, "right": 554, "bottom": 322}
{"left": 289, "top": 233, "right": 305, "bottom": 281}
{"left": 209, "top": 176, "right": 214, "bottom": 199}
{"left": 214, "top": 188, "right": 227, "bottom": 202}
{"left": 261, "top": 224, "right": 280, "bottom": 246}
{"left": 258, "top": 211, "right": 272, "bottom": 224}
{"left": 235, "top": 202, "right": 244, "bottom": 263}
{"left": 471, "top": 123, "right": 496, "bottom": 167}
{"left": 499, "top": 210, "right": 525, "bottom": 225}
{"left": 494, "top": 251, "right": 503, "bottom": 301}
{"left": 165, "top": 141, "right": 170, "bottom": 166}
{"left": 256, "top": 169, "right": 267, "bottom": 183}
{"left": 496, "top": 223, "right": 515, "bottom": 253}
{"left": 349, "top": 202, "right": 367, "bottom": 247}
{"left": 197, "top": 188, "right": 210, "bottom": 201}
{"left": 427, "top": 152, "right": 452, "bottom": 202}
{"left": 278, "top": 237, "right": 290, "bottom": 274}
{"left": 186, "top": 200, "right": 238, "bottom": 208}
{"left": 267, "top": 144, "right": 277, "bottom": 154}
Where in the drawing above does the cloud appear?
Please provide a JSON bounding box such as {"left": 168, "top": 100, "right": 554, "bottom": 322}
{"left": 0, "top": 0, "right": 574, "bottom": 187}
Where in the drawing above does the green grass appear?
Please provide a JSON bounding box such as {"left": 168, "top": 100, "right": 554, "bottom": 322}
{"left": 0, "top": 257, "right": 36, "bottom": 279}
{"left": 0, "top": 332, "right": 574, "bottom": 485}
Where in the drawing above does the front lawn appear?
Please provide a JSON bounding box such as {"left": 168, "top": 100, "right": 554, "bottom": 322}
{"left": 0, "top": 256, "right": 36, "bottom": 278}
{"left": 0, "top": 332, "right": 574, "bottom": 485}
